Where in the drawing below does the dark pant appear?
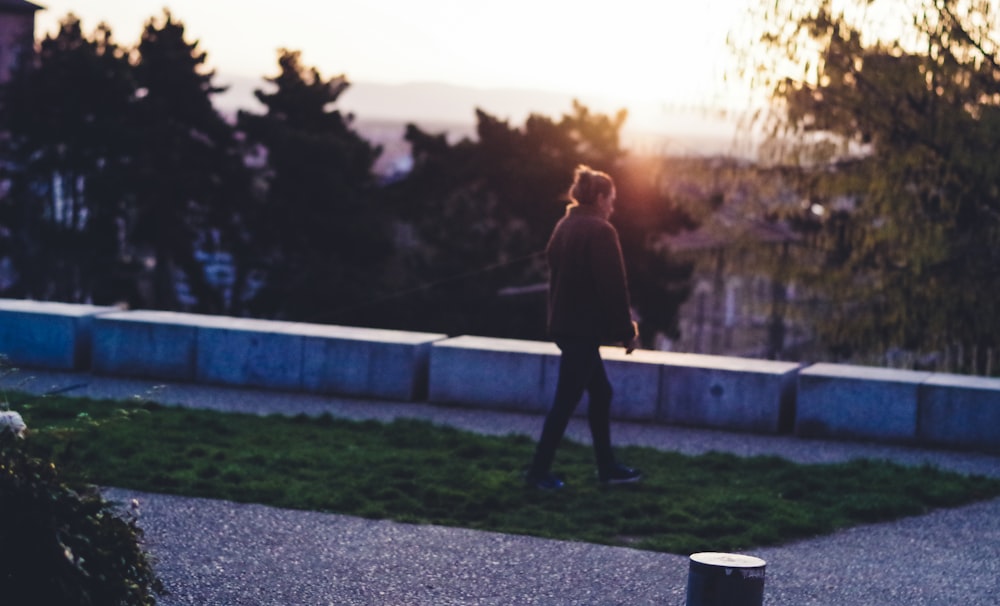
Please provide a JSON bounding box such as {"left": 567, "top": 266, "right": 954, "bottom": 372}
{"left": 529, "top": 337, "right": 615, "bottom": 476}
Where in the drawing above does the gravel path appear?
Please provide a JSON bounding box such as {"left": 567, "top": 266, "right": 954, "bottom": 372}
{"left": 100, "top": 487, "right": 1000, "bottom": 606}
{"left": 6, "top": 370, "right": 1000, "bottom": 605}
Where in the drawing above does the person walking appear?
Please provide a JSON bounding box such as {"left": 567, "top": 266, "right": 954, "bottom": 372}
{"left": 525, "top": 165, "right": 642, "bottom": 490}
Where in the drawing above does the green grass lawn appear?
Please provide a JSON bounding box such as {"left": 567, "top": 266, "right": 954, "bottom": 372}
{"left": 13, "top": 393, "right": 1000, "bottom": 555}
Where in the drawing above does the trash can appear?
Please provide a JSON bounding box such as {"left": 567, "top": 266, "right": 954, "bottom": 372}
{"left": 685, "top": 552, "right": 766, "bottom": 606}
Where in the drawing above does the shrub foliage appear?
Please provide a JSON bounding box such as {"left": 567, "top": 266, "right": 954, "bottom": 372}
{"left": 0, "top": 428, "right": 163, "bottom": 606}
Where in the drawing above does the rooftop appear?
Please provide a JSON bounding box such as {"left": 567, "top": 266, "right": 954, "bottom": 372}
{"left": 0, "top": 0, "right": 43, "bottom": 14}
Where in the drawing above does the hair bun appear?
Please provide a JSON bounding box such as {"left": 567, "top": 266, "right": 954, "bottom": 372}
{"left": 569, "top": 165, "right": 612, "bottom": 207}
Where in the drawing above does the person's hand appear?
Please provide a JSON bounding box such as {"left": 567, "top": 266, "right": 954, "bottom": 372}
{"left": 625, "top": 322, "right": 639, "bottom": 355}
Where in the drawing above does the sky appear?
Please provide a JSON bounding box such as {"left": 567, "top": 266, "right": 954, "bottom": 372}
{"left": 32, "top": 0, "right": 757, "bottom": 136}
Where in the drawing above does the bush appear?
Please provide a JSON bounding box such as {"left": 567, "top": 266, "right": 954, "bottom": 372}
{"left": 0, "top": 414, "right": 163, "bottom": 606}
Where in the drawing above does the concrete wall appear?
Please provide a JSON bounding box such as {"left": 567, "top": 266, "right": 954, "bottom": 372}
{"left": 0, "top": 299, "right": 116, "bottom": 370}
{"left": 919, "top": 373, "right": 1000, "bottom": 451}
{"left": 91, "top": 310, "right": 446, "bottom": 401}
{"left": 298, "top": 324, "right": 445, "bottom": 401}
{"left": 0, "top": 299, "right": 996, "bottom": 452}
{"left": 796, "top": 364, "right": 932, "bottom": 442}
{"left": 649, "top": 351, "right": 800, "bottom": 433}
{"left": 92, "top": 310, "right": 209, "bottom": 381}
{"left": 427, "top": 336, "right": 559, "bottom": 413}
{"left": 428, "top": 339, "right": 799, "bottom": 433}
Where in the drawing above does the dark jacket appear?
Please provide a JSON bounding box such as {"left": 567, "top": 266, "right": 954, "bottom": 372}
{"left": 546, "top": 204, "right": 636, "bottom": 342}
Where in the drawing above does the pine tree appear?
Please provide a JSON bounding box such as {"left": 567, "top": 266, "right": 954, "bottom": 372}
{"left": 237, "top": 49, "right": 387, "bottom": 322}
{"left": 131, "top": 10, "right": 252, "bottom": 313}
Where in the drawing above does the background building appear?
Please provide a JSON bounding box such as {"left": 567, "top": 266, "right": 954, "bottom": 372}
{"left": 0, "top": 0, "right": 40, "bottom": 84}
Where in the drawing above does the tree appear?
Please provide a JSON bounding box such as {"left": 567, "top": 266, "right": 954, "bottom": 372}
{"left": 237, "top": 49, "right": 388, "bottom": 322}
{"left": 734, "top": 0, "right": 1000, "bottom": 370}
{"left": 614, "top": 156, "right": 697, "bottom": 343}
{"left": 0, "top": 15, "right": 136, "bottom": 303}
{"left": 130, "top": 10, "right": 253, "bottom": 313}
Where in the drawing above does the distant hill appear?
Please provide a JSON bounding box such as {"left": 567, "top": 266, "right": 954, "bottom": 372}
{"left": 215, "top": 76, "right": 742, "bottom": 158}
{"left": 218, "top": 75, "right": 610, "bottom": 124}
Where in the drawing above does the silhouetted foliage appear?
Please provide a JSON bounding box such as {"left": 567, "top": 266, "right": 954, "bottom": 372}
{"left": 0, "top": 15, "right": 136, "bottom": 303}
{"left": 130, "top": 10, "right": 254, "bottom": 313}
{"left": 237, "top": 49, "right": 389, "bottom": 322}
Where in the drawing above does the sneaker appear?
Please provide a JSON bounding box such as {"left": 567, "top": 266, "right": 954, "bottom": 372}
{"left": 598, "top": 463, "right": 642, "bottom": 485}
{"left": 525, "top": 472, "right": 565, "bottom": 490}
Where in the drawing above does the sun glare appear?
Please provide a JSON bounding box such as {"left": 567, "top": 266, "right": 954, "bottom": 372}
{"left": 33, "top": 0, "right": 757, "bottom": 119}
{"left": 350, "top": 0, "right": 751, "bottom": 110}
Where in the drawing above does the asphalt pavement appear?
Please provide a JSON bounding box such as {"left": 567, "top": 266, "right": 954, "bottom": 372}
{"left": 5, "top": 369, "right": 1000, "bottom": 605}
